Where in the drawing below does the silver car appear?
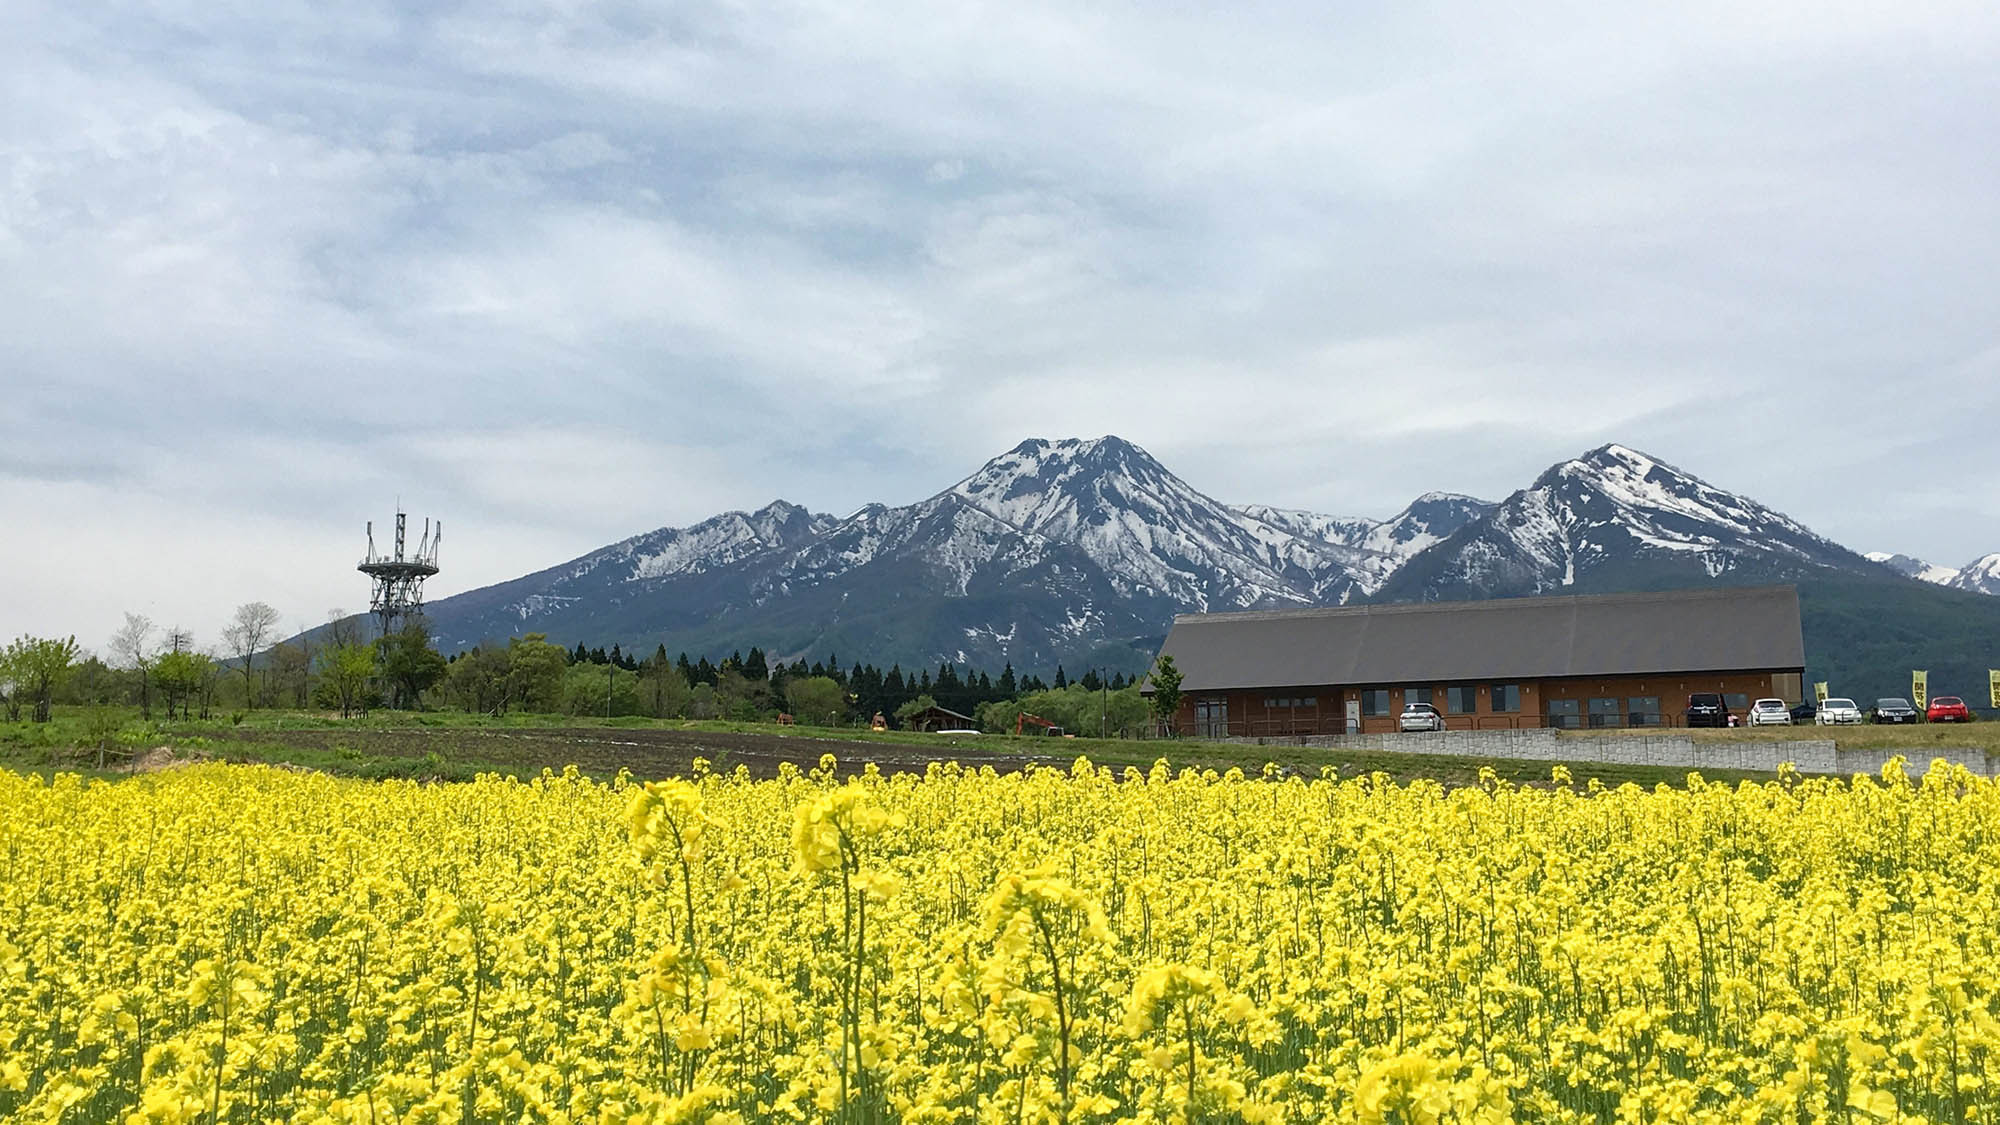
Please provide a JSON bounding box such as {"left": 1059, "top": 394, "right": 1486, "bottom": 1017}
{"left": 1816, "top": 697, "right": 1863, "bottom": 725}
{"left": 1399, "top": 702, "right": 1445, "bottom": 732}
{"left": 1747, "top": 698, "right": 1793, "bottom": 726}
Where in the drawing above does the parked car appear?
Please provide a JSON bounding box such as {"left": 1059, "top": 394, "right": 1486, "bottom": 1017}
{"left": 1685, "top": 692, "right": 1732, "bottom": 728}
{"left": 1816, "top": 697, "right": 1863, "bottom": 725}
{"left": 1747, "top": 698, "right": 1792, "bottom": 726}
{"left": 1926, "top": 695, "right": 1974, "bottom": 723}
{"left": 1870, "top": 698, "right": 1920, "bottom": 724}
{"left": 1789, "top": 700, "right": 1818, "bottom": 724}
{"left": 1398, "top": 702, "right": 1445, "bottom": 732}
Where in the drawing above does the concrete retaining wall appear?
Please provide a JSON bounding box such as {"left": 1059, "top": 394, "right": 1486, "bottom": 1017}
{"left": 1223, "top": 727, "right": 1996, "bottom": 776}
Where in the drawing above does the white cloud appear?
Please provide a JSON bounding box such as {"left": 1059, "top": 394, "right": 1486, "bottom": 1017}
{"left": 4, "top": 0, "right": 1998, "bottom": 641}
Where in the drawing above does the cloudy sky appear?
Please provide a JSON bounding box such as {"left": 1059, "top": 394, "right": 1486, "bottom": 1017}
{"left": 5, "top": 0, "right": 1997, "bottom": 649}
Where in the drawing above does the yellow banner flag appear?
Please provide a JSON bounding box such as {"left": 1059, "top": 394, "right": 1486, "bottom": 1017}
{"left": 1813, "top": 681, "right": 1828, "bottom": 705}
{"left": 1990, "top": 669, "right": 1999, "bottom": 710}
{"left": 1912, "top": 670, "right": 1928, "bottom": 711}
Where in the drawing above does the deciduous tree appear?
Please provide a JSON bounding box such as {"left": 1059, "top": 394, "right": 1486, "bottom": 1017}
{"left": 784, "top": 676, "right": 845, "bottom": 727}
{"left": 445, "top": 643, "right": 512, "bottom": 715}
{"left": 222, "top": 601, "right": 281, "bottom": 708}
{"left": 109, "top": 613, "right": 156, "bottom": 719}
{"left": 155, "top": 647, "right": 213, "bottom": 720}
{"left": 376, "top": 623, "right": 446, "bottom": 710}
{"left": 507, "top": 634, "right": 567, "bottom": 713}
{"left": 316, "top": 643, "right": 376, "bottom": 719}
{"left": 5, "top": 635, "right": 81, "bottom": 723}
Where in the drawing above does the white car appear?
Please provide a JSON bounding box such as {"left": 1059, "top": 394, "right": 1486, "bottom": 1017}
{"left": 1816, "top": 697, "right": 1863, "bottom": 725}
{"left": 1747, "top": 698, "right": 1793, "bottom": 726}
{"left": 1399, "top": 702, "right": 1445, "bottom": 732}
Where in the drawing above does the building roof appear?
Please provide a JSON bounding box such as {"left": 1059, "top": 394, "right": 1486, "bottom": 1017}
{"left": 1155, "top": 585, "right": 1804, "bottom": 692}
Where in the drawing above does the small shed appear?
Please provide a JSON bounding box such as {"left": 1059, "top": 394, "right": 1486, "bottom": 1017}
{"left": 902, "top": 704, "right": 978, "bottom": 733}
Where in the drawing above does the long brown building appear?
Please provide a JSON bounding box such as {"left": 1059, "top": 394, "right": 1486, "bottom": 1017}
{"left": 1151, "top": 585, "right": 1806, "bottom": 737}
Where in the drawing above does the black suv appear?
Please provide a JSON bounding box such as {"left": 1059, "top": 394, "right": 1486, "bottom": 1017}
{"left": 1685, "top": 692, "right": 1732, "bottom": 728}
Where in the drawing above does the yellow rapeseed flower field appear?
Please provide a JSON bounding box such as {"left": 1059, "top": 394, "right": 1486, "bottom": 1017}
{"left": 3, "top": 755, "right": 1998, "bottom": 1123}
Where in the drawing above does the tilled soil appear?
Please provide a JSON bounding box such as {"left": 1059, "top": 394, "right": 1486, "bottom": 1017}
{"left": 211, "top": 725, "right": 1067, "bottom": 780}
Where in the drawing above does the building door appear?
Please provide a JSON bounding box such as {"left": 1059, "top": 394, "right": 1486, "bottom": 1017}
{"left": 1345, "top": 699, "right": 1361, "bottom": 734}
{"left": 1194, "top": 699, "right": 1229, "bottom": 739}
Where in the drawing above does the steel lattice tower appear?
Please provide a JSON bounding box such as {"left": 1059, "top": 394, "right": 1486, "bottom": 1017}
{"left": 359, "top": 511, "right": 441, "bottom": 637}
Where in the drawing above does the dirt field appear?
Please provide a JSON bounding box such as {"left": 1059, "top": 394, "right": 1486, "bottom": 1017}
{"left": 204, "top": 724, "right": 1068, "bottom": 780}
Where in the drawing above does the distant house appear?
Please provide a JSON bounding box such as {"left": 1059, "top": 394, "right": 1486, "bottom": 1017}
{"left": 901, "top": 704, "right": 979, "bottom": 733}
{"left": 1150, "top": 585, "right": 1806, "bottom": 737}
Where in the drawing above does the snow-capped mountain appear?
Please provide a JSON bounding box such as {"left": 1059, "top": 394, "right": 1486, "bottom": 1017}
{"left": 1374, "top": 444, "right": 1879, "bottom": 600}
{"left": 1866, "top": 551, "right": 2000, "bottom": 595}
{"left": 1865, "top": 552, "right": 1962, "bottom": 586}
{"left": 421, "top": 436, "right": 1472, "bottom": 668}
{"left": 1946, "top": 554, "right": 2000, "bottom": 596}
{"left": 407, "top": 436, "right": 1992, "bottom": 676}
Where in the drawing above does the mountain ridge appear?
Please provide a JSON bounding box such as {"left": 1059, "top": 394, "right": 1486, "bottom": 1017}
{"left": 399, "top": 436, "right": 1997, "bottom": 701}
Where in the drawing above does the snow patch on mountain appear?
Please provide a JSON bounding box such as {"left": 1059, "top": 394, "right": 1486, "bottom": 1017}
{"left": 626, "top": 501, "right": 829, "bottom": 581}
{"left": 1947, "top": 553, "right": 2000, "bottom": 595}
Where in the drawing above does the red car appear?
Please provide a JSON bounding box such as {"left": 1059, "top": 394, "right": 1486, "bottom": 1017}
{"left": 1926, "top": 696, "right": 1974, "bottom": 723}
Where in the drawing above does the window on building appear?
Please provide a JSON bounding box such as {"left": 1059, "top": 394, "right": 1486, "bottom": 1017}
{"left": 1546, "top": 698, "right": 1580, "bottom": 729}
{"left": 1489, "top": 684, "right": 1521, "bottom": 713}
{"left": 1406, "top": 686, "right": 1433, "bottom": 706}
{"left": 1587, "top": 697, "right": 1623, "bottom": 729}
{"left": 1260, "top": 696, "right": 1317, "bottom": 709}
{"left": 1627, "top": 697, "right": 1663, "bottom": 727}
{"left": 1194, "top": 699, "right": 1228, "bottom": 739}
{"left": 1359, "top": 689, "right": 1389, "bottom": 716}
{"left": 1446, "top": 685, "right": 1478, "bottom": 714}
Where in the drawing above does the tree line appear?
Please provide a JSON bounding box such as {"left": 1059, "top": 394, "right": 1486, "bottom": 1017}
{"left": 3, "top": 606, "right": 1186, "bottom": 735}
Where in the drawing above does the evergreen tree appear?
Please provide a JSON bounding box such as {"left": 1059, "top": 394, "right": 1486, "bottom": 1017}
{"left": 977, "top": 671, "right": 992, "bottom": 695}
{"left": 1110, "top": 671, "right": 1128, "bottom": 691}
{"left": 609, "top": 644, "right": 623, "bottom": 668}
{"left": 677, "top": 652, "right": 697, "bottom": 685}
{"left": 745, "top": 647, "right": 769, "bottom": 682}
{"left": 1081, "top": 668, "right": 1103, "bottom": 692}
{"left": 695, "top": 656, "right": 718, "bottom": 685}
{"left": 999, "top": 662, "right": 1017, "bottom": 696}
{"left": 572, "top": 642, "right": 589, "bottom": 665}
{"left": 809, "top": 660, "right": 825, "bottom": 679}
{"left": 1026, "top": 675, "right": 1047, "bottom": 692}
{"left": 918, "top": 669, "right": 932, "bottom": 694}
{"left": 1148, "top": 653, "right": 1184, "bottom": 736}
{"left": 1054, "top": 664, "right": 1068, "bottom": 689}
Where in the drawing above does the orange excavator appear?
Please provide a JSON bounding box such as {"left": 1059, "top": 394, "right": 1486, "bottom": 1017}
{"left": 1015, "top": 712, "right": 1070, "bottom": 737}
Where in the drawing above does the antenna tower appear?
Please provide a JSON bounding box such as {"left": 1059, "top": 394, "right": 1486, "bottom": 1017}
{"left": 359, "top": 509, "right": 442, "bottom": 637}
